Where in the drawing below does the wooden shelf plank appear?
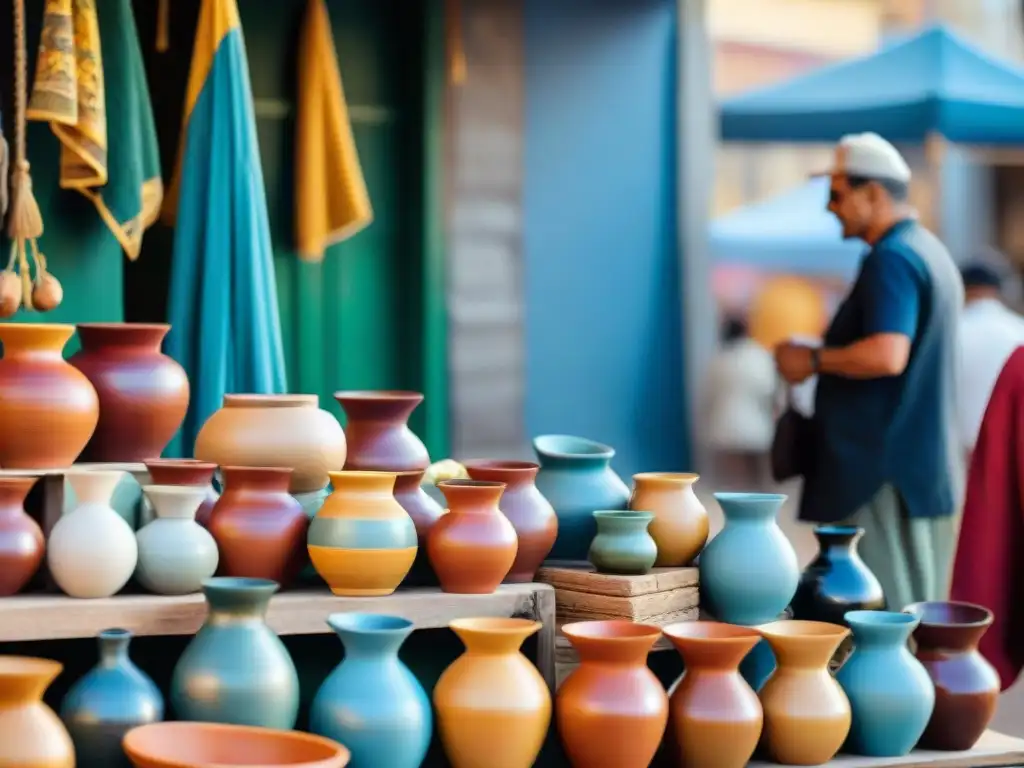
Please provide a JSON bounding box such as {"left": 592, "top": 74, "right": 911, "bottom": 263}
{"left": 537, "top": 563, "right": 698, "bottom": 597}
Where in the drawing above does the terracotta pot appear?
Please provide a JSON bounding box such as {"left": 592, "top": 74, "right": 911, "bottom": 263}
{"left": 0, "top": 475, "right": 44, "bottom": 596}
{"left": 758, "top": 620, "right": 851, "bottom": 765}
{"left": 122, "top": 721, "right": 349, "bottom": 768}
{"left": 557, "top": 620, "right": 668, "bottom": 768}
{"left": 464, "top": 460, "right": 557, "bottom": 582}
{"left": 393, "top": 469, "right": 444, "bottom": 586}
{"left": 434, "top": 618, "right": 551, "bottom": 768}
{"left": 334, "top": 390, "right": 429, "bottom": 470}
{"left": 663, "top": 622, "right": 763, "bottom": 768}
{"left": 0, "top": 656, "right": 74, "bottom": 767}
{"left": 630, "top": 472, "right": 709, "bottom": 566}
{"left": 428, "top": 480, "right": 517, "bottom": 594}
{"left": 143, "top": 459, "right": 219, "bottom": 528}
{"left": 208, "top": 467, "right": 309, "bottom": 587}
{"left": 308, "top": 471, "right": 417, "bottom": 596}
{"left": 0, "top": 323, "right": 99, "bottom": 468}
{"left": 194, "top": 394, "right": 346, "bottom": 493}
{"left": 904, "top": 601, "right": 1000, "bottom": 751}
{"left": 69, "top": 323, "right": 189, "bottom": 463}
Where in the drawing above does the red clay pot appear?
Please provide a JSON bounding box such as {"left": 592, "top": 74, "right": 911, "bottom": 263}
{"left": 0, "top": 476, "right": 44, "bottom": 596}
{"left": 70, "top": 323, "right": 189, "bottom": 463}
{"left": 334, "top": 390, "right": 429, "bottom": 471}
{"left": 393, "top": 469, "right": 444, "bottom": 586}
{"left": 464, "top": 460, "right": 557, "bottom": 583}
{"left": 144, "top": 459, "right": 219, "bottom": 528}
{"left": 208, "top": 467, "right": 308, "bottom": 588}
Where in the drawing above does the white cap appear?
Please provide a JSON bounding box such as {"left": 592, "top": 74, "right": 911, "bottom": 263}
{"left": 816, "top": 132, "right": 911, "bottom": 184}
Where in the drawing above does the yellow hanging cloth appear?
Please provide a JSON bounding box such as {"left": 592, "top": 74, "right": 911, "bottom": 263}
{"left": 294, "top": 0, "right": 373, "bottom": 262}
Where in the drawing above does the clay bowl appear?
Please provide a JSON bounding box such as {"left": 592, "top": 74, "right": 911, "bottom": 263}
{"left": 123, "top": 722, "right": 350, "bottom": 768}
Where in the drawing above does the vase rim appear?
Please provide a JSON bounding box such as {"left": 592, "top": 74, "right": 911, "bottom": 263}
{"left": 438, "top": 479, "right": 505, "bottom": 490}
{"left": 327, "top": 612, "right": 413, "bottom": 635}
{"left": 533, "top": 434, "right": 615, "bottom": 459}
{"left": 392, "top": 469, "right": 427, "bottom": 481}
{"left": 633, "top": 471, "right": 699, "bottom": 483}
{"left": 903, "top": 600, "right": 994, "bottom": 629}
{"left": 594, "top": 509, "right": 653, "bottom": 521}
{"left": 449, "top": 617, "right": 541, "bottom": 635}
{"left": 144, "top": 458, "right": 217, "bottom": 470}
{"left": 562, "top": 619, "right": 662, "bottom": 642}
{"left": 463, "top": 459, "right": 540, "bottom": 473}
{"left": 222, "top": 393, "right": 318, "bottom": 409}
{"left": 0, "top": 322, "right": 75, "bottom": 350}
{"left": 327, "top": 470, "right": 398, "bottom": 492}
{"left": 76, "top": 322, "right": 170, "bottom": 331}
{"left": 98, "top": 628, "right": 132, "bottom": 640}
{"left": 714, "top": 492, "right": 787, "bottom": 504}
{"left": 845, "top": 609, "right": 918, "bottom": 628}
{"left": 814, "top": 524, "right": 862, "bottom": 536}
{"left": 202, "top": 576, "right": 279, "bottom": 592}
{"left": 662, "top": 621, "right": 761, "bottom": 643}
{"left": 0, "top": 656, "right": 62, "bottom": 678}
{"left": 757, "top": 619, "right": 849, "bottom": 640}
{"left": 333, "top": 389, "right": 424, "bottom": 402}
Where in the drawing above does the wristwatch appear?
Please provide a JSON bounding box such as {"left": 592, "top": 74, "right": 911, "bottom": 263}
{"left": 810, "top": 347, "right": 821, "bottom": 373}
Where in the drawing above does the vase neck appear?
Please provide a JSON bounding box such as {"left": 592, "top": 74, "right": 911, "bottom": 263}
{"left": 668, "top": 635, "right": 760, "bottom": 672}
{"left": 329, "top": 614, "right": 413, "bottom": 659}
{"left": 327, "top": 471, "right": 397, "bottom": 497}
{"left": 633, "top": 472, "right": 698, "bottom": 492}
{"left": 144, "top": 485, "right": 206, "bottom": 521}
{"left": 221, "top": 467, "right": 293, "bottom": 494}
{"left": 847, "top": 611, "right": 917, "bottom": 649}
{"left": 66, "top": 470, "right": 123, "bottom": 507}
{"left": 76, "top": 323, "right": 168, "bottom": 353}
{"left": 450, "top": 619, "right": 540, "bottom": 656}
{"left": 335, "top": 391, "right": 422, "bottom": 423}
{"left": 0, "top": 323, "right": 74, "bottom": 360}
{"left": 813, "top": 525, "right": 863, "bottom": 559}
{"left": 96, "top": 629, "right": 133, "bottom": 668}
{"left": 0, "top": 659, "right": 61, "bottom": 706}
{"left": 914, "top": 623, "right": 987, "bottom": 653}
{"left": 0, "top": 477, "right": 36, "bottom": 514}
{"left": 392, "top": 470, "right": 426, "bottom": 494}
{"left": 203, "top": 578, "right": 277, "bottom": 621}
{"left": 438, "top": 480, "right": 505, "bottom": 511}
{"left": 533, "top": 435, "right": 614, "bottom": 471}
{"left": 464, "top": 461, "right": 539, "bottom": 489}
{"left": 761, "top": 624, "right": 849, "bottom": 669}
{"left": 563, "top": 623, "right": 660, "bottom": 666}
{"left": 145, "top": 460, "right": 217, "bottom": 487}
{"left": 594, "top": 512, "right": 652, "bottom": 534}
{"left": 223, "top": 393, "right": 317, "bottom": 410}
{"left": 714, "top": 492, "right": 786, "bottom": 524}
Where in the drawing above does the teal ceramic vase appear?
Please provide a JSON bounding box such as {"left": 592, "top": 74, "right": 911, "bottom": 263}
{"left": 310, "top": 613, "right": 432, "bottom": 768}
{"left": 60, "top": 629, "right": 163, "bottom": 768}
{"left": 588, "top": 510, "right": 657, "bottom": 575}
{"left": 699, "top": 493, "right": 798, "bottom": 625}
{"left": 170, "top": 577, "right": 299, "bottom": 729}
{"left": 533, "top": 434, "right": 629, "bottom": 561}
{"left": 837, "top": 610, "right": 935, "bottom": 757}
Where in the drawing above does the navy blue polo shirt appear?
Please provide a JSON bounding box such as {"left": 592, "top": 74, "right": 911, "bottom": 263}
{"left": 799, "top": 219, "right": 964, "bottom": 524}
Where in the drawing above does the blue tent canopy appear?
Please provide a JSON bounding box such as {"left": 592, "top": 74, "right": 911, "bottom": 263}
{"left": 710, "top": 178, "right": 866, "bottom": 277}
{"left": 720, "top": 25, "right": 1024, "bottom": 143}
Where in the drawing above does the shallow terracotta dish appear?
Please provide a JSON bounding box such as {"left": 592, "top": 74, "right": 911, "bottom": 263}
{"left": 123, "top": 722, "right": 350, "bottom": 768}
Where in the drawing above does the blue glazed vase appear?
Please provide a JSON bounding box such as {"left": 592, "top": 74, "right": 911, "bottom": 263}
{"left": 588, "top": 510, "right": 657, "bottom": 575}
{"left": 791, "top": 526, "right": 884, "bottom": 625}
{"left": 170, "top": 577, "right": 300, "bottom": 729}
{"left": 310, "top": 613, "right": 432, "bottom": 768}
{"left": 836, "top": 610, "right": 935, "bottom": 757}
{"left": 699, "top": 493, "right": 798, "bottom": 625}
{"left": 533, "top": 434, "right": 629, "bottom": 561}
{"left": 60, "top": 628, "right": 164, "bottom": 768}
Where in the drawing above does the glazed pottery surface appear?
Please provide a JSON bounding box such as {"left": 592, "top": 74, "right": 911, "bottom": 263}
{"left": 629, "top": 472, "right": 709, "bottom": 567}
{"left": 428, "top": 480, "right": 517, "bottom": 594}
{"left": 700, "top": 493, "right": 799, "bottom": 625}
{"left": 533, "top": 435, "right": 629, "bottom": 561}
{"left": 136, "top": 485, "right": 219, "bottom": 595}
{"left": 61, "top": 629, "right": 164, "bottom": 768}
{"left": 208, "top": 467, "right": 309, "bottom": 588}
{"left": 143, "top": 459, "right": 218, "bottom": 528}
{"left": 310, "top": 614, "right": 431, "bottom": 768}
{"left": 557, "top": 620, "right": 668, "bottom": 768}
{"left": 194, "top": 394, "right": 346, "bottom": 493}
{"left": 308, "top": 471, "right": 417, "bottom": 596}
{"left": 904, "top": 601, "right": 998, "bottom": 751}
{"left": 171, "top": 577, "right": 300, "bottom": 729}
{"left": 758, "top": 620, "right": 851, "bottom": 765}
{"left": 0, "top": 323, "right": 99, "bottom": 468}
{"left": 434, "top": 618, "right": 551, "bottom": 768}
{"left": 70, "top": 323, "right": 189, "bottom": 463}
{"left": 392, "top": 469, "right": 444, "bottom": 586}
{"left": 122, "top": 721, "right": 350, "bottom": 768}
{"left": 48, "top": 470, "right": 138, "bottom": 598}
{"left": 0, "top": 475, "right": 44, "bottom": 596}
{"left": 0, "top": 657, "right": 74, "bottom": 768}
{"left": 68, "top": 464, "right": 150, "bottom": 531}
{"left": 587, "top": 510, "right": 657, "bottom": 575}
{"left": 791, "top": 525, "right": 884, "bottom": 625}
{"left": 334, "top": 390, "right": 430, "bottom": 471}
{"left": 664, "top": 622, "right": 763, "bottom": 768}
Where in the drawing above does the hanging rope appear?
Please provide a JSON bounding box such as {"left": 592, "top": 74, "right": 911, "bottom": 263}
{"left": 156, "top": 0, "right": 169, "bottom": 52}
{"left": 447, "top": 0, "right": 467, "bottom": 85}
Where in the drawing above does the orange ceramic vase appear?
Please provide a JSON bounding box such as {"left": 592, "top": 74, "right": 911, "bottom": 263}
{"left": 434, "top": 619, "right": 551, "bottom": 768}
{"left": 663, "top": 622, "right": 763, "bottom": 768}
{"left": 0, "top": 323, "right": 99, "bottom": 469}
{"left": 758, "top": 620, "right": 852, "bottom": 765}
{"left": 428, "top": 480, "right": 517, "bottom": 594}
{"left": 629, "top": 473, "right": 709, "bottom": 566}
{"left": 557, "top": 621, "right": 668, "bottom": 768}
{"left": 0, "top": 656, "right": 74, "bottom": 768}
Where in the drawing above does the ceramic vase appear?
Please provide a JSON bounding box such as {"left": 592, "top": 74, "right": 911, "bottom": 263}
{"left": 464, "top": 460, "right": 557, "bottom": 582}
{"left": 0, "top": 475, "right": 44, "bottom": 596}
{"left": 428, "top": 480, "right": 517, "bottom": 593}
{"left": 310, "top": 613, "right": 431, "bottom": 768}
{"left": 0, "top": 323, "right": 99, "bottom": 468}
{"left": 0, "top": 656, "right": 74, "bottom": 767}
{"left": 758, "top": 620, "right": 851, "bottom": 765}
{"left": 69, "top": 323, "right": 189, "bottom": 463}
{"left": 194, "top": 393, "right": 346, "bottom": 493}
{"left": 136, "top": 485, "right": 219, "bottom": 595}
{"left": 208, "top": 466, "right": 309, "bottom": 588}
{"left": 700, "top": 493, "right": 799, "bottom": 625}
{"left": 587, "top": 510, "right": 657, "bottom": 575}
{"left": 334, "top": 390, "right": 430, "bottom": 471}
{"left": 66, "top": 463, "right": 149, "bottom": 530}
{"left": 171, "top": 577, "right": 300, "bottom": 728}
{"left": 904, "top": 601, "right": 999, "bottom": 751}
{"left": 392, "top": 469, "right": 444, "bottom": 586}
{"left": 60, "top": 629, "right": 164, "bottom": 768}
{"left": 434, "top": 618, "right": 551, "bottom": 768}
{"left": 791, "top": 525, "right": 884, "bottom": 625}
{"left": 307, "top": 471, "right": 417, "bottom": 596}
{"left": 663, "top": 622, "right": 763, "bottom": 768}
{"left": 48, "top": 470, "right": 138, "bottom": 598}
{"left": 557, "top": 620, "right": 668, "bottom": 768}
{"left": 629, "top": 472, "right": 709, "bottom": 566}
{"left": 143, "top": 459, "right": 219, "bottom": 529}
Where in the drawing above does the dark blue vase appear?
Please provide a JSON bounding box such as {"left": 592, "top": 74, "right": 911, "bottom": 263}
{"left": 836, "top": 610, "right": 935, "bottom": 757}
{"left": 60, "top": 628, "right": 163, "bottom": 768}
{"left": 791, "top": 526, "right": 884, "bottom": 624}
{"left": 310, "top": 613, "right": 432, "bottom": 768}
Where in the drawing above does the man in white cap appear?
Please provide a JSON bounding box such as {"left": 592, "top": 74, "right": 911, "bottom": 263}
{"left": 774, "top": 133, "right": 964, "bottom": 610}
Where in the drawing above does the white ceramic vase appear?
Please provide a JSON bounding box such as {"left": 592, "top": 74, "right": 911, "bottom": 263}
{"left": 136, "top": 485, "right": 219, "bottom": 595}
{"left": 48, "top": 470, "right": 138, "bottom": 598}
